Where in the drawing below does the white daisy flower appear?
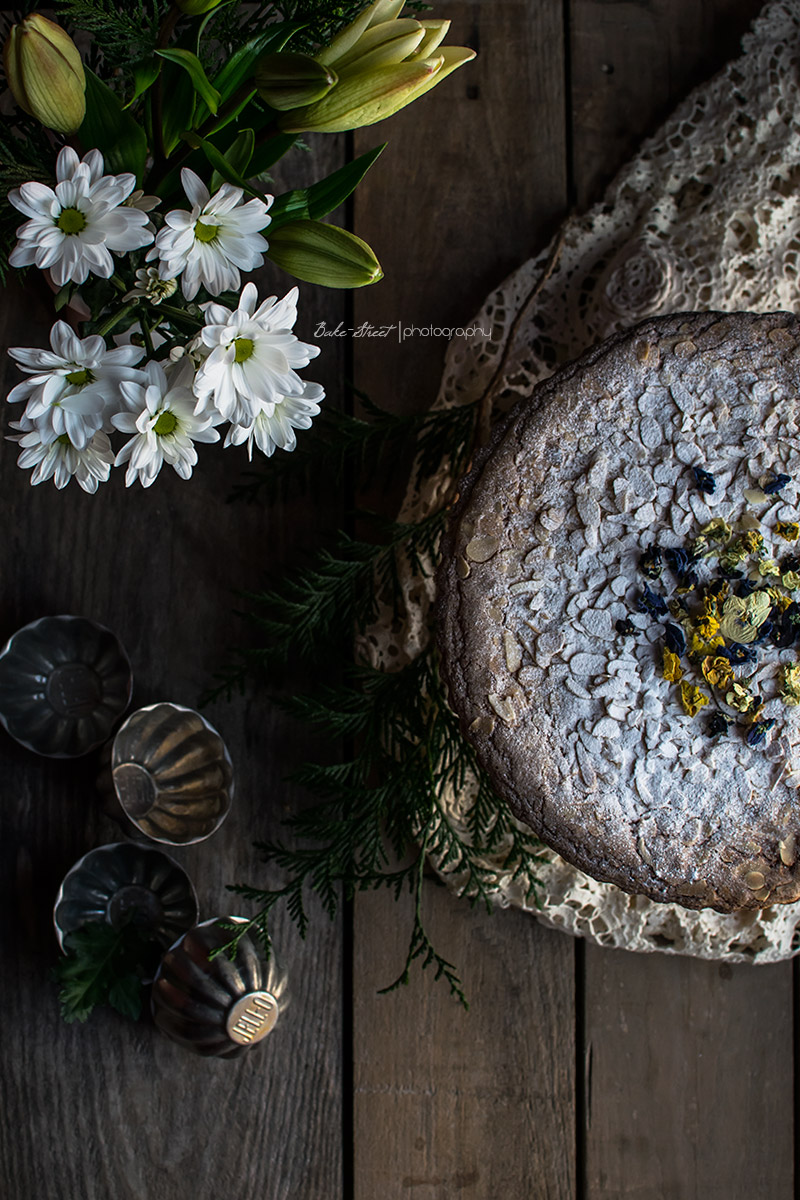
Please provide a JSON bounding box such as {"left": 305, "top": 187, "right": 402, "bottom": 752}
{"left": 153, "top": 168, "right": 272, "bottom": 300}
{"left": 7, "top": 320, "right": 145, "bottom": 449}
{"left": 8, "top": 147, "right": 155, "bottom": 286}
{"left": 224, "top": 381, "right": 325, "bottom": 460}
{"left": 192, "top": 282, "right": 321, "bottom": 426}
{"left": 112, "top": 358, "right": 222, "bottom": 488}
{"left": 123, "top": 267, "right": 178, "bottom": 305}
{"left": 8, "top": 418, "right": 114, "bottom": 493}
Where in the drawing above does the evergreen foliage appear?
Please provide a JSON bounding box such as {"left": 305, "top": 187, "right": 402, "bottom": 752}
{"left": 213, "top": 394, "right": 545, "bottom": 1006}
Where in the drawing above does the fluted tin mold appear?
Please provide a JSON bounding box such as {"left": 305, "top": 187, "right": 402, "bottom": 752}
{"left": 110, "top": 703, "right": 233, "bottom": 845}
{"left": 152, "top": 917, "right": 289, "bottom": 1058}
{"left": 0, "top": 615, "right": 132, "bottom": 757}
{"left": 54, "top": 841, "right": 199, "bottom": 951}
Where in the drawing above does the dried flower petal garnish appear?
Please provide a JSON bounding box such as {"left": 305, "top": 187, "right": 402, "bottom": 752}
{"left": 701, "top": 655, "right": 734, "bottom": 688}
{"left": 662, "top": 648, "right": 683, "bottom": 682}
{"left": 692, "top": 466, "right": 716, "bottom": 495}
{"left": 629, "top": 474, "right": 800, "bottom": 746}
{"left": 747, "top": 718, "right": 776, "bottom": 746}
{"left": 680, "top": 682, "right": 709, "bottom": 716}
{"left": 763, "top": 472, "right": 791, "bottom": 495}
{"left": 706, "top": 712, "right": 729, "bottom": 737}
{"left": 781, "top": 662, "right": 800, "bottom": 706}
{"left": 664, "top": 622, "right": 686, "bottom": 655}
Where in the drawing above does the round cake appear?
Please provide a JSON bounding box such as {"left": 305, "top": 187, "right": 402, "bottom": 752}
{"left": 437, "top": 311, "right": 800, "bottom": 913}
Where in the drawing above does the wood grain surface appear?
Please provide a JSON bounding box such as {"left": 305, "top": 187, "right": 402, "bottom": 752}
{"left": 0, "top": 136, "right": 348, "bottom": 1200}
{"left": 569, "top": 4, "right": 793, "bottom": 1198}
{"left": 0, "top": 1, "right": 792, "bottom": 1198}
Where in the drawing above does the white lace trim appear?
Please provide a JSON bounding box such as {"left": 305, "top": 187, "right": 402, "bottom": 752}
{"left": 360, "top": 0, "right": 800, "bottom": 962}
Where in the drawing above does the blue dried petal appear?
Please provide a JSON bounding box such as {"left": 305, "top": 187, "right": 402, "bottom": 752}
{"left": 772, "top": 618, "right": 798, "bottom": 649}
{"left": 782, "top": 555, "right": 800, "bottom": 573}
{"left": 736, "top": 579, "right": 758, "bottom": 597}
{"left": 718, "top": 565, "right": 743, "bottom": 580}
{"left": 747, "top": 718, "right": 776, "bottom": 746}
{"left": 692, "top": 466, "right": 716, "bottom": 494}
{"left": 706, "top": 712, "right": 729, "bottom": 737}
{"left": 640, "top": 546, "right": 663, "bottom": 579}
{"left": 752, "top": 620, "right": 774, "bottom": 645}
{"left": 664, "top": 546, "right": 691, "bottom": 574}
{"left": 636, "top": 585, "right": 668, "bottom": 617}
{"left": 615, "top": 618, "right": 635, "bottom": 636}
{"left": 721, "top": 643, "right": 758, "bottom": 665}
{"left": 763, "top": 473, "right": 791, "bottom": 495}
{"left": 664, "top": 622, "right": 686, "bottom": 655}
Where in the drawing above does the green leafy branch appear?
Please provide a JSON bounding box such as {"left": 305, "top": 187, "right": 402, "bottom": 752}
{"left": 203, "top": 507, "right": 447, "bottom": 701}
{"left": 54, "top": 919, "right": 163, "bottom": 1023}
{"left": 229, "top": 392, "right": 478, "bottom": 504}
{"left": 209, "top": 387, "right": 544, "bottom": 1004}
{"left": 225, "top": 647, "right": 545, "bottom": 1007}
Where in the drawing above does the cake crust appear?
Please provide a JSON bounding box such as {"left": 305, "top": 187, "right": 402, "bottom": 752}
{"left": 437, "top": 312, "right": 800, "bottom": 912}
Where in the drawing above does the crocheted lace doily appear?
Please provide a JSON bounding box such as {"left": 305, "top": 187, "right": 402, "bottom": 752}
{"left": 358, "top": 0, "right": 800, "bottom": 964}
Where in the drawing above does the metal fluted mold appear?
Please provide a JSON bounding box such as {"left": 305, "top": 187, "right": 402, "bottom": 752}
{"left": 0, "top": 615, "right": 132, "bottom": 757}
{"left": 110, "top": 702, "right": 233, "bottom": 845}
{"left": 151, "top": 918, "right": 289, "bottom": 1058}
{"left": 54, "top": 842, "right": 199, "bottom": 952}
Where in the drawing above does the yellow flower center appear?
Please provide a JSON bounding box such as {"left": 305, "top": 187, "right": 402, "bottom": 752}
{"left": 233, "top": 337, "right": 255, "bottom": 363}
{"left": 57, "top": 207, "right": 87, "bottom": 235}
{"left": 65, "top": 368, "right": 93, "bottom": 387}
{"left": 153, "top": 411, "right": 178, "bottom": 436}
{"left": 195, "top": 220, "right": 219, "bottom": 243}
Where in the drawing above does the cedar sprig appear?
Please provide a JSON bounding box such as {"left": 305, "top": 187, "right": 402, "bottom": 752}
{"left": 54, "top": 918, "right": 162, "bottom": 1023}
{"left": 202, "top": 508, "right": 448, "bottom": 701}
{"left": 225, "top": 648, "right": 545, "bottom": 1006}
{"left": 230, "top": 393, "right": 478, "bottom": 504}
{"left": 57, "top": 0, "right": 169, "bottom": 74}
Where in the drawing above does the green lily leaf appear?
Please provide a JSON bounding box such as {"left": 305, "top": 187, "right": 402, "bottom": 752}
{"left": 210, "top": 127, "right": 255, "bottom": 192}
{"left": 124, "top": 57, "right": 160, "bottom": 109}
{"left": 79, "top": 69, "right": 147, "bottom": 182}
{"left": 156, "top": 48, "right": 221, "bottom": 116}
{"left": 160, "top": 62, "right": 197, "bottom": 156}
{"left": 193, "top": 23, "right": 307, "bottom": 133}
{"left": 269, "top": 144, "right": 386, "bottom": 230}
{"left": 212, "top": 23, "right": 306, "bottom": 102}
{"left": 182, "top": 132, "right": 257, "bottom": 193}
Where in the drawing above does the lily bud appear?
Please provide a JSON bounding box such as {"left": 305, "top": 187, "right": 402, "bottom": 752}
{"left": 267, "top": 220, "right": 383, "bottom": 288}
{"left": 333, "top": 20, "right": 426, "bottom": 74}
{"left": 412, "top": 20, "right": 452, "bottom": 60}
{"left": 279, "top": 57, "right": 441, "bottom": 134}
{"left": 176, "top": 0, "right": 226, "bottom": 13}
{"left": 3, "top": 14, "right": 85, "bottom": 134}
{"left": 286, "top": 2, "right": 476, "bottom": 134}
{"left": 254, "top": 53, "right": 337, "bottom": 111}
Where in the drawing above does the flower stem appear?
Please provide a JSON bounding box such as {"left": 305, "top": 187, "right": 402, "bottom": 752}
{"left": 156, "top": 303, "right": 204, "bottom": 330}
{"left": 139, "top": 313, "right": 155, "bottom": 359}
{"left": 95, "top": 303, "right": 137, "bottom": 339}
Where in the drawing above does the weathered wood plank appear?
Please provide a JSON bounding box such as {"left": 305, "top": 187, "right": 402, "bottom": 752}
{"left": 571, "top": 1, "right": 795, "bottom": 1195}
{"left": 353, "top": 0, "right": 569, "bottom": 417}
{"left": 583, "top": 948, "right": 794, "bottom": 1199}
{"left": 352, "top": 3, "right": 575, "bottom": 1197}
{"left": 570, "top": 0, "right": 766, "bottom": 209}
{"left": 354, "top": 885, "right": 577, "bottom": 1200}
{"left": 0, "top": 133, "right": 346, "bottom": 1200}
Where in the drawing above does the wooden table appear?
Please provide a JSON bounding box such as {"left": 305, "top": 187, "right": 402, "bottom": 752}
{"left": 0, "top": 2, "right": 788, "bottom": 1196}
